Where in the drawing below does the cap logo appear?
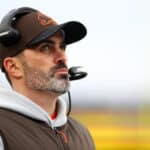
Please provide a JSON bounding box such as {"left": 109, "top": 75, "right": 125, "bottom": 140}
{"left": 37, "top": 12, "right": 57, "bottom": 26}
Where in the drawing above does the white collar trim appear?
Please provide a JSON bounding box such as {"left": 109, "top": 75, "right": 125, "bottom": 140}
{"left": 0, "top": 88, "right": 67, "bottom": 128}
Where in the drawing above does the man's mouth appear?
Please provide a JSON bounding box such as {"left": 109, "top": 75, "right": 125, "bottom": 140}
{"left": 55, "top": 68, "right": 68, "bottom": 74}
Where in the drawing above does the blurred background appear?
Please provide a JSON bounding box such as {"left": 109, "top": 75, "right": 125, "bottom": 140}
{"left": 0, "top": 0, "right": 149, "bottom": 149}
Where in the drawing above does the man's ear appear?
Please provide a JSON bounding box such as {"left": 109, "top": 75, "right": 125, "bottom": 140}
{"left": 3, "top": 57, "right": 23, "bottom": 78}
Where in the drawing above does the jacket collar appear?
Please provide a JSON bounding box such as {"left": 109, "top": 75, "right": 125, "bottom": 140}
{"left": 0, "top": 88, "right": 67, "bottom": 128}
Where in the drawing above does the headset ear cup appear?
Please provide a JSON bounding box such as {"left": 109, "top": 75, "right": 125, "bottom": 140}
{"left": 0, "top": 7, "right": 37, "bottom": 46}
{"left": 0, "top": 26, "right": 20, "bottom": 46}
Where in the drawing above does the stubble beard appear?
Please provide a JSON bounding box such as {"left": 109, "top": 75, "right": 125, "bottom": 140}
{"left": 22, "top": 62, "right": 70, "bottom": 94}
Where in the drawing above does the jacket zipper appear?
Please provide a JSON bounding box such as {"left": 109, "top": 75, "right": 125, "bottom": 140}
{"left": 54, "top": 127, "right": 69, "bottom": 149}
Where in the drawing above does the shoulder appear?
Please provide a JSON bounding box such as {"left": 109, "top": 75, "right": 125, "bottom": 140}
{"left": 67, "top": 116, "right": 94, "bottom": 142}
{"left": 67, "top": 116, "right": 89, "bottom": 133}
{"left": 0, "top": 109, "right": 29, "bottom": 130}
{"left": 0, "top": 109, "right": 20, "bottom": 122}
{"left": 0, "top": 109, "right": 19, "bottom": 134}
{"left": 67, "top": 116, "right": 95, "bottom": 149}
{"left": 0, "top": 109, "right": 12, "bottom": 125}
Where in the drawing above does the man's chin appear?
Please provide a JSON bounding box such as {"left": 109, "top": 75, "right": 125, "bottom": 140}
{"left": 50, "top": 85, "right": 70, "bottom": 95}
{"left": 56, "top": 74, "right": 69, "bottom": 80}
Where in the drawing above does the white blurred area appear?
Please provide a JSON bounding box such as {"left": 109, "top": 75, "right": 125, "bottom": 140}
{"left": 0, "top": 0, "right": 149, "bottom": 107}
{"left": 0, "top": 70, "right": 11, "bottom": 89}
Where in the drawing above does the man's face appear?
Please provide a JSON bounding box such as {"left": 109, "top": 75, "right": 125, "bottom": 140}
{"left": 18, "top": 31, "right": 70, "bottom": 94}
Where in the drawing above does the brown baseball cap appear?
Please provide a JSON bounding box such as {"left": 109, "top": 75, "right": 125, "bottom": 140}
{"left": 0, "top": 7, "right": 87, "bottom": 67}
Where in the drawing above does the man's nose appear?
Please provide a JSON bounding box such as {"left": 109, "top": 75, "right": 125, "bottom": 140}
{"left": 53, "top": 49, "right": 67, "bottom": 64}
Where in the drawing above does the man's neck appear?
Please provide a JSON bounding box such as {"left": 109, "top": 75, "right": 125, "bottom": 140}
{"left": 13, "top": 84, "right": 59, "bottom": 115}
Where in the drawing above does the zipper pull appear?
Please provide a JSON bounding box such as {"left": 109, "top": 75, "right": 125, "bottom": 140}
{"left": 54, "top": 127, "right": 68, "bottom": 143}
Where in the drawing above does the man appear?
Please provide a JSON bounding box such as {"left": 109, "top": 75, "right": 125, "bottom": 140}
{"left": 0, "top": 7, "right": 95, "bottom": 150}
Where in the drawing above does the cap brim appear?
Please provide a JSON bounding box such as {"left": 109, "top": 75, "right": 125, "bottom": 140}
{"left": 28, "top": 21, "right": 87, "bottom": 46}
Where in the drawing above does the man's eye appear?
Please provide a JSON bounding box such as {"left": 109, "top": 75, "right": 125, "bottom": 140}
{"left": 39, "top": 44, "right": 50, "bottom": 51}
{"left": 60, "top": 44, "right": 66, "bottom": 50}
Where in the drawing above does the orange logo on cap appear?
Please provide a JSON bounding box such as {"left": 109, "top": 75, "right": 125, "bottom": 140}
{"left": 37, "top": 12, "right": 57, "bottom": 26}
